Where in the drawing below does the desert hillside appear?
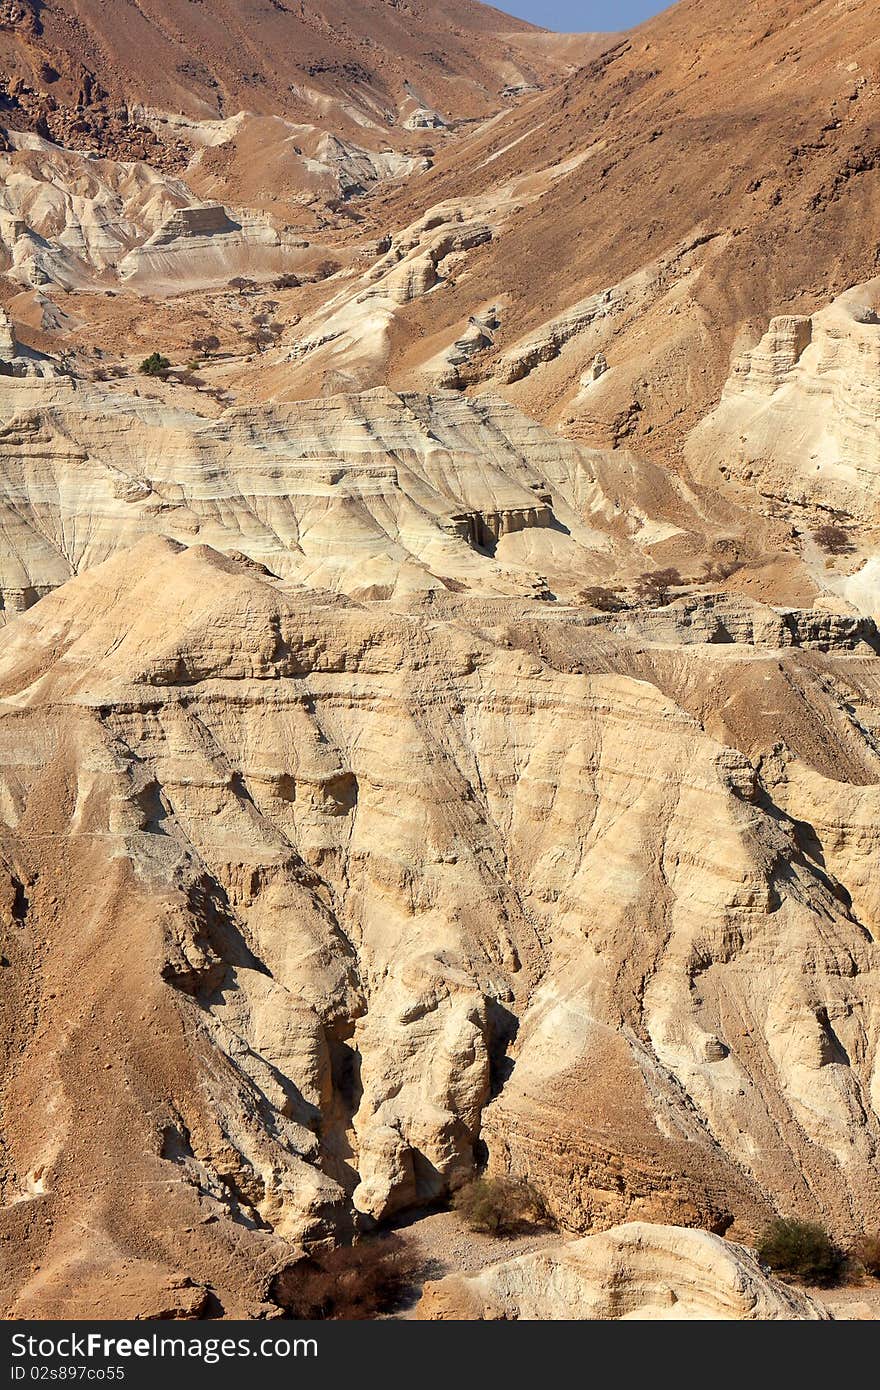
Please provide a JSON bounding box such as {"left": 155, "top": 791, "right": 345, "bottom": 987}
{"left": 0, "top": 0, "right": 566, "bottom": 116}
{"left": 0, "top": 0, "right": 878, "bottom": 1323}
{"left": 0, "top": 0, "right": 606, "bottom": 181}
{"left": 363, "top": 0, "right": 880, "bottom": 454}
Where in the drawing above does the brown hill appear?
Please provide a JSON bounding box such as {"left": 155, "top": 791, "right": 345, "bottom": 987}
{"left": 0, "top": 0, "right": 593, "bottom": 126}
{"left": 361, "top": 0, "right": 879, "bottom": 457}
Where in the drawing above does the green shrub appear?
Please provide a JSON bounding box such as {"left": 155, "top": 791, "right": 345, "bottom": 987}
{"left": 453, "top": 1175, "right": 549, "bottom": 1237}
{"left": 757, "top": 1218, "right": 844, "bottom": 1285}
{"left": 139, "top": 352, "right": 171, "bottom": 378}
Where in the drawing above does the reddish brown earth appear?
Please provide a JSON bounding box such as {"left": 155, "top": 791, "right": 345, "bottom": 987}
{"left": 365, "top": 0, "right": 880, "bottom": 455}
{"left": 0, "top": 0, "right": 591, "bottom": 126}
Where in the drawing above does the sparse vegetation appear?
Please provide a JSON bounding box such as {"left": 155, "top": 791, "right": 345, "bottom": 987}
{"left": 579, "top": 585, "right": 626, "bottom": 613}
{"left": 191, "top": 334, "right": 220, "bottom": 357}
{"left": 138, "top": 352, "right": 171, "bottom": 378}
{"left": 852, "top": 1234, "right": 880, "bottom": 1278}
{"left": 633, "top": 566, "right": 683, "bottom": 606}
{"left": 812, "top": 523, "right": 854, "bottom": 556}
{"left": 247, "top": 322, "right": 282, "bottom": 353}
{"left": 700, "top": 556, "right": 743, "bottom": 584}
{"left": 757, "top": 1218, "right": 844, "bottom": 1285}
{"left": 268, "top": 1235, "right": 421, "bottom": 1319}
{"left": 453, "top": 1175, "right": 550, "bottom": 1238}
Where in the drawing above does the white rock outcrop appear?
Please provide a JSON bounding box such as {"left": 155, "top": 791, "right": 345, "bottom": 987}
{"left": 0, "top": 379, "right": 715, "bottom": 612}
{"left": 417, "top": 1224, "right": 827, "bottom": 1320}
{"left": 688, "top": 281, "right": 880, "bottom": 527}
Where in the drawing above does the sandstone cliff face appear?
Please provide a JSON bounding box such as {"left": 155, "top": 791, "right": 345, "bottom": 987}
{"left": 688, "top": 282, "right": 880, "bottom": 530}
{"left": 416, "top": 1223, "right": 827, "bottom": 1320}
{"left": 0, "top": 533, "right": 878, "bottom": 1315}
{"left": 685, "top": 279, "right": 880, "bottom": 624}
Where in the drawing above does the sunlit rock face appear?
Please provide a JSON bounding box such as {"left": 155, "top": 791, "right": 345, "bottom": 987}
{"left": 0, "top": 376, "right": 730, "bottom": 614}
{"left": 416, "top": 1223, "right": 828, "bottom": 1320}
{"left": 688, "top": 282, "right": 880, "bottom": 529}
{"left": 1, "top": 0, "right": 880, "bottom": 1324}
{"left": 0, "top": 532, "right": 878, "bottom": 1315}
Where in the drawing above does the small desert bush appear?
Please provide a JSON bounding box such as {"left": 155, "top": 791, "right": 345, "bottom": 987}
{"left": 813, "top": 524, "right": 854, "bottom": 556}
{"left": 312, "top": 258, "right": 342, "bottom": 281}
{"left": 191, "top": 334, "right": 220, "bottom": 356}
{"left": 633, "top": 566, "right": 682, "bottom": 606}
{"left": 139, "top": 352, "right": 171, "bottom": 378}
{"left": 453, "top": 1175, "right": 549, "bottom": 1238}
{"left": 579, "top": 585, "right": 626, "bottom": 613}
{"left": 701, "top": 557, "right": 743, "bottom": 583}
{"left": 757, "top": 1218, "right": 844, "bottom": 1285}
{"left": 852, "top": 1234, "right": 880, "bottom": 1278}
{"left": 269, "top": 1234, "right": 419, "bottom": 1319}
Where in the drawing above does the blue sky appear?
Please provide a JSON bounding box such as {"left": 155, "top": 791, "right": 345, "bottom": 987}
{"left": 496, "top": 1, "right": 669, "bottom": 31}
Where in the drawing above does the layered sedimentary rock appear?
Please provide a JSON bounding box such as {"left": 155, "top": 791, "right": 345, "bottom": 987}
{"left": 0, "top": 532, "right": 878, "bottom": 1316}
{"left": 1, "top": 0, "right": 879, "bottom": 1327}
{"left": 0, "top": 130, "right": 194, "bottom": 288}
{"left": 416, "top": 1223, "right": 827, "bottom": 1320}
{"left": 0, "top": 378, "right": 726, "bottom": 613}
{"left": 688, "top": 282, "right": 880, "bottom": 528}
{"left": 0, "top": 131, "right": 321, "bottom": 292}
{"left": 117, "top": 208, "right": 305, "bottom": 292}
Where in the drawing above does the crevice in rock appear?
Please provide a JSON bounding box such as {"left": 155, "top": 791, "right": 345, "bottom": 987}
{"left": 319, "top": 1030, "right": 363, "bottom": 1197}
{"left": 485, "top": 999, "right": 518, "bottom": 1099}
{"left": 10, "top": 876, "right": 28, "bottom": 922}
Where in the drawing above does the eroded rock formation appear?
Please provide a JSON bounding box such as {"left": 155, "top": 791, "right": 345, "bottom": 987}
{"left": 416, "top": 1223, "right": 827, "bottom": 1320}
{"left": 0, "top": 529, "right": 878, "bottom": 1315}
{"left": 0, "top": 0, "right": 878, "bottom": 1325}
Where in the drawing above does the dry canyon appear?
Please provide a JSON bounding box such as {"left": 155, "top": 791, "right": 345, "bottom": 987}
{"left": 0, "top": 0, "right": 878, "bottom": 1321}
